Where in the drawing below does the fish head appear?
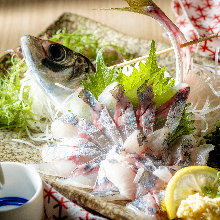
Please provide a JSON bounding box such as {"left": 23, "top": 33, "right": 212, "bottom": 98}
{"left": 20, "top": 35, "right": 95, "bottom": 105}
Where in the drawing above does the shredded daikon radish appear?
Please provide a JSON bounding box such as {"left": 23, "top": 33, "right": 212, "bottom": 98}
{"left": 185, "top": 56, "right": 220, "bottom": 135}
{"left": 55, "top": 82, "right": 74, "bottom": 92}
{"left": 19, "top": 71, "right": 68, "bottom": 142}
{"left": 12, "top": 138, "right": 41, "bottom": 150}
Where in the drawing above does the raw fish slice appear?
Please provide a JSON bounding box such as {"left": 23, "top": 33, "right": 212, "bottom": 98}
{"left": 65, "top": 88, "right": 93, "bottom": 123}
{"left": 79, "top": 88, "right": 123, "bottom": 146}
{"left": 130, "top": 154, "right": 158, "bottom": 171}
{"left": 132, "top": 154, "right": 171, "bottom": 188}
{"left": 137, "top": 170, "right": 163, "bottom": 191}
{"left": 42, "top": 138, "right": 103, "bottom": 162}
{"left": 152, "top": 166, "right": 172, "bottom": 184}
{"left": 57, "top": 113, "right": 111, "bottom": 150}
{"left": 117, "top": 107, "right": 138, "bottom": 142}
{"left": 110, "top": 85, "right": 137, "bottom": 141}
{"left": 98, "top": 82, "right": 118, "bottom": 118}
{"left": 136, "top": 85, "right": 154, "bottom": 118}
{"left": 37, "top": 138, "right": 97, "bottom": 178}
{"left": 92, "top": 166, "right": 123, "bottom": 200}
{"left": 145, "top": 127, "right": 170, "bottom": 158}
{"left": 57, "top": 172, "right": 98, "bottom": 189}
{"left": 98, "top": 107, "right": 123, "bottom": 146}
{"left": 78, "top": 89, "right": 103, "bottom": 127}
{"left": 136, "top": 85, "right": 156, "bottom": 136}
{"left": 102, "top": 155, "right": 138, "bottom": 200}
{"left": 140, "top": 104, "right": 156, "bottom": 136}
{"left": 123, "top": 130, "right": 147, "bottom": 154}
{"left": 190, "top": 144, "right": 214, "bottom": 166}
{"left": 165, "top": 91, "right": 189, "bottom": 135}
{"left": 127, "top": 193, "right": 161, "bottom": 220}
{"left": 32, "top": 160, "right": 78, "bottom": 178}
{"left": 51, "top": 119, "right": 78, "bottom": 139}
{"left": 128, "top": 156, "right": 167, "bottom": 191}
{"left": 168, "top": 134, "right": 214, "bottom": 167}
{"left": 57, "top": 156, "right": 103, "bottom": 189}
{"left": 154, "top": 86, "right": 190, "bottom": 130}
{"left": 168, "top": 135, "right": 196, "bottom": 167}
{"left": 75, "top": 155, "right": 103, "bottom": 175}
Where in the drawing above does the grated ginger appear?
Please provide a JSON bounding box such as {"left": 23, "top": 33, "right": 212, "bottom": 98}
{"left": 177, "top": 193, "right": 220, "bottom": 220}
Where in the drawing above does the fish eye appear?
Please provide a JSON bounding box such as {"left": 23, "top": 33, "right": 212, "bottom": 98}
{"left": 48, "top": 44, "right": 66, "bottom": 62}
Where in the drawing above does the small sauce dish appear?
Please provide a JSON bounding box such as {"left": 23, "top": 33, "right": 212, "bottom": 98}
{"left": 0, "top": 162, "right": 44, "bottom": 220}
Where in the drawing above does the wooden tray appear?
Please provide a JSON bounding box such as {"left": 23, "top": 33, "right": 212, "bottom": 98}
{"left": 0, "top": 13, "right": 215, "bottom": 220}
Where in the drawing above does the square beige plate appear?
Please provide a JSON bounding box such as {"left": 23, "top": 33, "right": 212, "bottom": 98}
{"left": 0, "top": 13, "right": 214, "bottom": 220}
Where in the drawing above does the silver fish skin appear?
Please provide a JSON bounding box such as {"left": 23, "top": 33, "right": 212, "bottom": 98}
{"left": 20, "top": 35, "right": 95, "bottom": 105}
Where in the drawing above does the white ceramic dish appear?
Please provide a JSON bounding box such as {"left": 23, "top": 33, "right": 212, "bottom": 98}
{"left": 0, "top": 162, "right": 44, "bottom": 220}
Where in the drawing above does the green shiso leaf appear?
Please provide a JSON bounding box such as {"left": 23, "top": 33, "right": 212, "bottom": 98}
{"left": 84, "top": 40, "right": 176, "bottom": 108}
{"left": 82, "top": 49, "right": 118, "bottom": 99}
{"left": 117, "top": 40, "right": 175, "bottom": 108}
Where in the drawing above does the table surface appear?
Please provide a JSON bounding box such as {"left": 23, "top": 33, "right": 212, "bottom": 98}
{"left": 0, "top": 0, "right": 174, "bottom": 57}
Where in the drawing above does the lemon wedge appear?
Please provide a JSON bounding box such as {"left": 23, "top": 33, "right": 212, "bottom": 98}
{"left": 164, "top": 166, "right": 219, "bottom": 219}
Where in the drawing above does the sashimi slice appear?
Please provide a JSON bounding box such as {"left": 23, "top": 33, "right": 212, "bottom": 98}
{"left": 57, "top": 113, "right": 111, "bottom": 150}
{"left": 98, "top": 82, "right": 118, "bottom": 118}
{"left": 136, "top": 85, "right": 154, "bottom": 118}
{"left": 168, "top": 135, "right": 196, "bottom": 167}
{"left": 123, "top": 130, "right": 147, "bottom": 154}
{"left": 51, "top": 119, "right": 78, "bottom": 139}
{"left": 140, "top": 104, "right": 156, "bottom": 136}
{"left": 57, "top": 156, "right": 103, "bottom": 189}
{"left": 190, "top": 144, "right": 214, "bottom": 166}
{"left": 102, "top": 155, "right": 138, "bottom": 200}
{"left": 57, "top": 172, "right": 98, "bottom": 189}
{"left": 127, "top": 193, "right": 161, "bottom": 220}
{"left": 145, "top": 127, "right": 170, "bottom": 158}
{"left": 92, "top": 166, "right": 124, "bottom": 200}
{"left": 130, "top": 157, "right": 166, "bottom": 192}
{"left": 165, "top": 90, "right": 190, "bottom": 135}
{"left": 79, "top": 88, "right": 123, "bottom": 146}
{"left": 67, "top": 88, "right": 93, "bottom": 123}
{"left": 110, "top": 84, "right": 137, "bottom": 141}
{"left": 36, "top": 138, "right": 100, "bottom": 178}
{"left": 154, "top": 85, "right": 190, "bottom": 130}
{"left": 153, "top": 166, "right": 172, "bottom": 183}
{"left": 32, "top": 160, "right": 78, "bottom": 178}
{"left": 136, "top": 85, "right": 156, "bottom": 136}
{"left": 98, "top": 107, "right": 123, "bottom": 146}
{"left": 42, "top": 138, "right": 103, "bottom": 162}
{"left": 78, "top": 89, "right": 103, "bottom": 127}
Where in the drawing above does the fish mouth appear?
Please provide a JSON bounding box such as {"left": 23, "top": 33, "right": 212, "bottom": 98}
{"left": 20, "top": 35, "right": 45, "bottom": 72}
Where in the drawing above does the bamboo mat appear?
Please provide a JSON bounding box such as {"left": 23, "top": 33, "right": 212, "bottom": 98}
{"left": 0, "top": 0, "right": 174, "bottom": 57}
